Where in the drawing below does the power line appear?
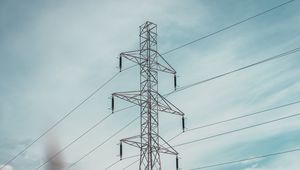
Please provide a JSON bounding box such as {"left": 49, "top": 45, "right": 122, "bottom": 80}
{"left": 122, "top": 159, "right": 139, "bottom": 170}
{"left": 75, "top": 11, "right": 300, "bottom": 158}
{"left": 172, "top": 112, "right": 300, "bottom": 148}
{"left": 104, "top": 160, "right": 120, "bottom": 170}
{"left": 104, "top": 155, "right": 139, "bottom": 170}
{"left": 2, "top": 59, "right": 139, "bottom": 170}
{"left": 122, "top": 113, "right": 297, "bottom": 169}
{"left": 36, "top": 114, "right": 112, "bottom": 169}
{"left": 35, "top": 102, "right": 136, "bottom": 169}
{"left": 167, "top": 99, "right": 300, "bottom": 142}
{"left": 116, "top": 46, "right": 300, "bottom": 118}
{"left": 189, "top": 148, "right": 300, "bottom": 170}
{"left": 108, "top": 46, "right": 300, "bottom": 168}
{"left": 170, "top": 47, "right": 300, "bottom": 95}
{"left": 119, "top": 0, "right": 296, "bottom": 73}
{"left": 102, "top": 99, "right": 300, "bottom": 169}
{"left": 161, "top": 0, "right": 295, "bottom": 56}
{"left": 102, "top": 45, "right": 299, "bottom": 169}
{"left": 122, "top": 136, "right": 300, "bottom": 170}
{"left": 0, "top": 71, "right": 121, "bottom": 170}
{"left": 90, "top": 46, "right": 300, "bottom": 169}
{"left": 66, "top": 116, "right": 139, "bottom": 170}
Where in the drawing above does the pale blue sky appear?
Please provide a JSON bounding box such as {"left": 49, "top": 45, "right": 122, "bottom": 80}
{"left": 1, "top": 0, "right": 300, "bottom": 170}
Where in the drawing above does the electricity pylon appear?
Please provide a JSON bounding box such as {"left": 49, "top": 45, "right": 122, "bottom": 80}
{"left": 112, "top": 21, "right": 185, "bottom": 170}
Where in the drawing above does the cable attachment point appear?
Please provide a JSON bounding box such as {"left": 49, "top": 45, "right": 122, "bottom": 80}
{"left": 174, "top": 74, "right": 177, "bottom": 90}
{"left": 111, "top": 96, "right": 115, "bottom": 113}
{"left": 182, "top": 116, "right": 185, "bottom": 132}
{"left": 119, "top": 55, "right": 122, "bottom": 72}
{"left": 176, "top": 155, "right": 179, "bottom": 170}
{"left": 120, "top": 141, "right": 123, "bottom": 160}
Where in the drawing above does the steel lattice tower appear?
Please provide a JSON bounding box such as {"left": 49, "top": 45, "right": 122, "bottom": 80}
{"left": 112, "top": 21, "right": 185, "bottom": 170}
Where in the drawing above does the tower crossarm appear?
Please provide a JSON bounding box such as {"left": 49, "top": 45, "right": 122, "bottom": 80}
{"left": 120, "top": 134, "right": 178, "bottom": 156}
{"left": 119, "top": 49, "right": 176, "bottom": 75}
{"left": 158, "top": 136, "right": 178, "bottom": 155}
{"left": 121, "top": 135, "right": 142, "bottom": 148}
{"left": 154, "top": 50, "right": 176, "bottom": 74}
{"left": 112, "top": 91, "right": 144, "bottom": 106}
{"left": 120, "top": 50, "right": 143, "bottom": 65}
{"left": 149, "top": 92, "right": 185, "bottom": 116}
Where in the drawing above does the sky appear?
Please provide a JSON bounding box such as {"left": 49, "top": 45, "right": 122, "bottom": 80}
{"left": 0, "top": 0, "right": 300, "bottom": 170}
